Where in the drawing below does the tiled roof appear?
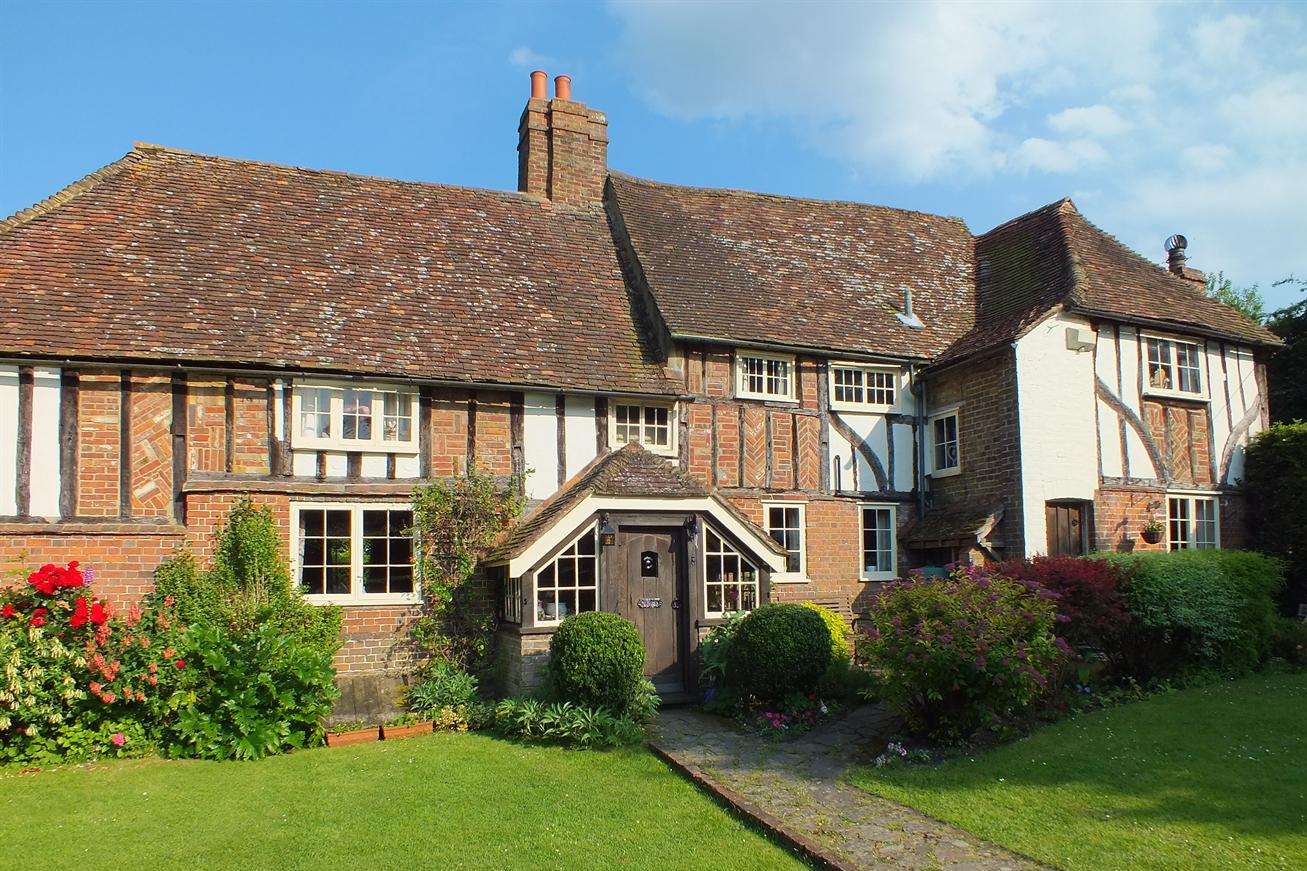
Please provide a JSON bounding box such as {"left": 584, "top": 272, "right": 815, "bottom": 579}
{"left": 903, "top": 502, "right": 1004, "bottom": 547}
{"left": 609, "top": 173, "right": 977, "bottom": 360}
{"left": 0, "top": 146, "right": 676, "bottom": 395}
{"left": 937, "top": 199, "right": 1279, "bottom": 365}
{"left": 488, "top": 442, "right": 784, "bottom": 564}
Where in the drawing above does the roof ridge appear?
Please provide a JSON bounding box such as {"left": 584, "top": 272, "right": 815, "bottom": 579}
{"left": 610, "top": 171, "right": 970, "bottom": 228}
{"left": 977, "top": 197, "right": 1074, "bottom": 239}
{"left": 0, "top": 150, "right": 146, "bottom": 237}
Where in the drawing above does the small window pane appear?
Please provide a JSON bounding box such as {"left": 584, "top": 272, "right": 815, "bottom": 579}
{"left": 300, "top": 566, "right": 324, "bottom": 596}
{"left": 389, "top": 566, "right": 414, "bottom": 593}
{"left": 326, "top": 567, "right": 351, "bottom": 595}
{"left": 326, "top": 510, "right": 350, "bottom": 537}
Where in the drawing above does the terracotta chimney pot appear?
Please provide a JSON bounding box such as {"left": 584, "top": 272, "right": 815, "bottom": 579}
{"left": 554, "top": 74, "right": 572, "bottom": 101}
{"left": 530, "top": 70, "right": 547, "bottom": 100}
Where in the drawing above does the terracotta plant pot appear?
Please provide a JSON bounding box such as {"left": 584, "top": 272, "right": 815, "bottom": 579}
{"left": 1141, "top": 527, "right": 1163, "bottom": 545}
{"left": 381, "top": 721, "right": 434, "bottom": 740}
{"left": 326, "top": 725, "right": 380, "bottom": 747}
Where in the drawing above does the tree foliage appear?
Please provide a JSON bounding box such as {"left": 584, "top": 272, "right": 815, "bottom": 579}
{"left": 1267, "top": 276, "right": 1307, "bottom": 423}
{"left": 1205, "top": 271, "right": 1266, "bottom": 324}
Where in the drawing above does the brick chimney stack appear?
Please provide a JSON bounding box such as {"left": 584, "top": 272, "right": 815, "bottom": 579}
{"left": 517, "top": 71, "right": 609, "bottom": 204}
{"left": 1165, "top": 234, "right": 1207, "bottom": 289}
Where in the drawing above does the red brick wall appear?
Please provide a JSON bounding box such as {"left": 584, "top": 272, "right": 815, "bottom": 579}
{"left": 430, "top": 392, "right": 469, "bottom": 477}
{"left": 473, "top": 391, "right": 513, "bottom": 475}
{"left": 231, "top": 379, "right": 270, "bottom": 475}
{"left": 187, "top": 377, "right": 227, "bottom": 473}
{"left": 1142, "top": 399, "right": 1212, "bottom": 487}
{"left": 0, "top": 524, "right": 184, "bottom": 606}
{"left": 1093, "top": 485, "right": 1167, "bottom": 553}
{"left": 129, "top": 373, "right": 173, "bottom": 517}
{"left": 77, "top": 370, "right": 121, "bottom": 517}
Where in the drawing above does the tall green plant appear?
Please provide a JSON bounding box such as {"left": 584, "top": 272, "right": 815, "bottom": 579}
{"left": 410, "top": 468, "right": 523, "bottom": 672}
{"left": 1245, "top": 422, "right": 1307, "bottom": 610}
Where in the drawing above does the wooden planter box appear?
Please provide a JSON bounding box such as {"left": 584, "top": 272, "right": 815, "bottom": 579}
{"left": 326, "top": 725, "right": 380, "bottom": 747}
{"left": 382, "top": 721, "right": 433, "bottom": 740}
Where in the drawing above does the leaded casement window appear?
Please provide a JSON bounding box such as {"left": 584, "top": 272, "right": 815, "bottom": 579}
{"left": 860, "top": 504, "right": 898, "bottom": 581}
{"left": 931, "top": 410, "right": 961, "bottom": 476}
{"left": 735, "top": 351, "right": 796, "bottom": 401}
{"left": 535, "top": 526, "right": 598, "bottom": 625}
{"left": 292, "top": 503, "right": 417, "bottom": 604}
{"left": 704, "top": 528, "right": 759, "bottom": 616}
{"left": 829, "top": 364, "right": 896, "bottom": 411}
{"left": 610, "top": 402, "right": 676, "bottom": 456}
{"left": 502, "top": 575, "right": 523, "bottom": 624}
{"left": 1168, "top": 494, "right": 1219, "bottom": 550}
{"left": 1145, "top": 335, "right": 1204, "bottom": 397}
{"left": 291, "top": 382, "right": 418, "bottom": 452}
{"left": 764, "top": 502, "right": 806, "bottom": 579}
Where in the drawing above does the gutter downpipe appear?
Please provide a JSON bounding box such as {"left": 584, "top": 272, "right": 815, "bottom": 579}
{"left": 912, "top": 362, "right": 927, "bottom": 520}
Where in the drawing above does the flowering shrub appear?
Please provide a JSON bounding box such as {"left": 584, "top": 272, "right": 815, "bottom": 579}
{"left": 997, "top": 556, "right": 1132, "bottom": 663}
{"left": 0, "top": 561, "right": 186, "bottom": 764}
{"left": 872, "top": 740, "right": 932, "bottom": 768}
{"left": 857, "top": 567, "right": 1065, "bottom": 742}
{"left": 750, "top": 691, "right": 833, "bottom": 737}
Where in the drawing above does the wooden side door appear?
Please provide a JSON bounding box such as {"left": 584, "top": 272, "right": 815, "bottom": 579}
{"left": 1046, "top": 501, "right": 1087, "bottom": 556}
{"left": 615, "top": 527, "right": 685, "bottom": 695}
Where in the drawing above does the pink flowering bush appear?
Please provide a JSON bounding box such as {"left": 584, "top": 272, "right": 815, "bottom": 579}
{"left": 856, "top": 566, "right": 1066, "bottom": 742}
{"left": 0, "top": 561, "right": 186, "bottom": 764}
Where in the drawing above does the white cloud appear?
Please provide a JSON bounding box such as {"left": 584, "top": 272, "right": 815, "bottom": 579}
{"left": 607, "top": 0, "right": 1307, "bottom": 293}
{"left": 1048, "top": 105, "right": 1130, "bottom": 138}
{"left": 508, "top": 46, "right": 552, "bottom": 69}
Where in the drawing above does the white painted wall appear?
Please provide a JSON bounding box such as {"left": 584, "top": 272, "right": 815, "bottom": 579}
{"left": 0, "top": 366, "right": 17, "bottom": 516}
{"left": 292, "top": 450, "right": 317, "bottom": 477}
{"left": 360, "top": 453, "right": 388, "bottom": 478}
{"left": 1093, "top": 329, "right": 1125, "bottom": 478}
{"left": 1114, "top": 326, "right": 1154, "bottom": 477}
{"left": 563, "top": 395, "right": 597, "bottom": 479}
{"left": 1015, "top": 312, "right": 1100, "bottom": 556}
{"left": 892, "top": 421, "right": 915, "bottom": 491}
{"left": 29, "top": 367, "right": 62, "bottom": 518}
{"left": 1224, "top": 345, "right": 1263, "bottom": 484}
{"left": 522, "top": 391, "right": 558, "bottom": 500}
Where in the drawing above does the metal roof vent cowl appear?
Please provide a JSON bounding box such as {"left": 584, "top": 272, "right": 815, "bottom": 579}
{"left": 896, "top": 287, "right": 925, "bottom": 330}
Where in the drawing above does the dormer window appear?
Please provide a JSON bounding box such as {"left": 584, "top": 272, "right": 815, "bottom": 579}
{"left": 829, "top": 363, "right": 897, "bottom": 411}
{"left": 735, "top": 351, "right": 796, "bottom": 402}
{"left": 1144, "top": 335, "right": 1204, "bottom": 398}
{"left": 292, "top": 381, "right": 418, "bottom": 452}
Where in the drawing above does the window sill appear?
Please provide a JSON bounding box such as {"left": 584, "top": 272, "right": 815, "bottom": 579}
{"left": 735, "top": 392, "right": 799, "bottom": 404}
{"left": 302, "top": 594, "right": 422, "bottom": 607}
{"left": 829, "top": 401, "right": 896, "bottom": 414}
{"left": 291, "top": 440, "right": 420, "bottom": 455}
{"left": 929, "top": 467, "right": 962, "bottom": 479}
{"left": 860, "top": 572, "right": 897, "bottom": 583}
{"left": 1142, "top": 387, "right": 1207, "bottom": 402}
{"left": 612, "top": 441, "right": 678, "bottom": 458}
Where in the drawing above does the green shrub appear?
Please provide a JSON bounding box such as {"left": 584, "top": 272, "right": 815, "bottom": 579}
{"left": 407, "top": 662, "right": 480, "bottom": 715}
{"left": 799, "top": 601, "right": 852, "bottom": 662}
{"left": 725, "top": 603, "right": 832, "bottom": 703}
{"left": 856, "top": 568, "right": 1064, "bottom": 742}
{"left": 547, "top": 612, "right": 650, "bottom": 718}
{"left": 1270, "top": 618, "right": 1307, "bottom": 667}
{"left": 164, "top": 615, "right": 338, "bottom": 760}
{"left": 697, "top": 611, "right": 745, "bottom": 688}
{"left": 1097, "top": 549, "right": 1283, "bottom": 675}
{"left": 490, "top": 698, "right": 644, "bottom": 749}
{"left": 1245, "top": 422, "right": 1307, "bottom": 606}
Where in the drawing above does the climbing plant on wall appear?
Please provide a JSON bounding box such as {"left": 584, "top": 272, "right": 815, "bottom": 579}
{"left": 410, "top": 467, "right": 524, "bottom": 672}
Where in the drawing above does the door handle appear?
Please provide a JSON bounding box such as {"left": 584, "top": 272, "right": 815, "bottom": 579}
{"left": 671, "top": 598, "right": 681, "bottom": 610}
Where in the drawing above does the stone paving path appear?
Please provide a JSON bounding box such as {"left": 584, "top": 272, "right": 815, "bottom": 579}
{"left": 652, "top": 705, "right": 1047, "bottom": 871}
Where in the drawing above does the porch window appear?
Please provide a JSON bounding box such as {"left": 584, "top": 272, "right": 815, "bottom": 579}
{"left": 736, "top": 352, "right": 796, "bottom": 401}
{"left": 1168, "top": 494, "right": 1219, "bottom": 550}
{"left": 931, "top": 410, "right": 960, "bottom": 476}
{"left": 829, "top": 364, "right": 896, "bottom": 411}
{"left": 502, "top": 575, "right": 523, "bottom": 624}
{"left": 764, "top": 502, "right": 806, "bottom": 579}
{"left": 860, "top": 504, "right": 897, "bottom": 581}
{"left": 535, "top": 526, "right": 598, "bottom": 625}
{"left": 1145, "top": 336, "right": 1203, "bottom": 397}
{"left": 704, "top": 528, "right": 759, "bottom": 616}
{"left": 293, "top": 503, "right": 417, "bottom": 604}
{"left": 292, "top": 381, "right": 418, "bottom": 452}
{"left": 610, "top": 402, "right": 676, "bottom": 456}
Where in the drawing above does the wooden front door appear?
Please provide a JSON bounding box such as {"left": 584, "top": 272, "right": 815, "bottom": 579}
{"left": 614, "top": 527, "right": 685, "bottom": 695}
{"left": 1046, "top": 501, "right": 1088, "bottom": 556}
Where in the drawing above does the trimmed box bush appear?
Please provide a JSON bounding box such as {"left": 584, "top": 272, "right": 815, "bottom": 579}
{"left": 725, "top": 603, "right": 832, "bottom": 703}
{"left": 547, "top": 612, "right": 649, "bottom": 718}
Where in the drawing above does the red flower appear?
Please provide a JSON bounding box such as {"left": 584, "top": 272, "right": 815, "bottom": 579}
{"left": 29, "top": 606, "right": 48, "bottom": 627}
{"left": 174, "top": 659, "right": 186, "bottom": 670}
{"left": 90, "top": 601, "right": 108, "bottom": 625}
{"left": 0, "top": 604, "right": 14, "bottom": 619}
{"left": 89, "top": 681, "right": 103, "bottom": 694}
{"left": 71, "top": 597, "right": 90, "bottom": 629}
{"left": 29, "top": 567, "right": 57, "bottom": 596}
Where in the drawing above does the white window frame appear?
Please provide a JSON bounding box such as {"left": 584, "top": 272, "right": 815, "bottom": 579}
{"left": 1166, "top": 491, "right": 1220, "bottom": 551}
{"left": 1142, "top": 333, "right": 1206, "bottom": 400}
{"left": 735, "top": 351, "right": 798, "bottom": 402}
{"left": 291, "top": 380, "right": 419, "bottom": 453}
{"left": 828, "top": 362, "right": 899, "bottom": 412}
{"left": 608, "top": 401, "right": 678, "bottom": 457}
{"left": 763, "top": 500, "right": 807, "bottom": 583}
{"left": 533, "top": 524, "right": 600, "bottom": 627}
{"left": 859, "top": 503, "right": 898, "bottom": 581}
{"left": 929, "top": 407, "right": 961, "bottom": 478}
{"left": 291, "top": 501, "right": 420, "bottom": 606}
{"left": 703, "top": 525, "right": 761, "bottom": 617}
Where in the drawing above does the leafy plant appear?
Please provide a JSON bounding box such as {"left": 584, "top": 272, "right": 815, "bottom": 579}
{"left": 409, "top": 469, "right": 524, "bottom": 672}
{"left": 698, "top": 611, "right": 745, "bottom": 689}
{"left": 1245, "top": 422, "right": 1307, "bottom": 608}
{"left": 998, "top": 555, "right": 1132, "bottom": 665}
{"left": 856, "top": 567, "right": 1065, "bottom": 742}
{"left": 490, "top": 698, "right": 644, "bottom": 749}
{"left": 725, "top": 603, "right": 832, "bottom": 703}
{"left": 547, "top": 611, "right": 655, "bottom": 721}
{"left": 406, "top": 661, "right": 480, "bottom": 715}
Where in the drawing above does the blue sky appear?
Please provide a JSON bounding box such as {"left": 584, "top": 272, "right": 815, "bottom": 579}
{"left": 3, "top": 1, "right": 1305, "bottom": 309}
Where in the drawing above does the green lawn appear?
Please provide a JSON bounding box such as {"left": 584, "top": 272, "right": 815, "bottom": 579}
{"left": 0, "top": 733, "right": 808, "bottom": 871}
{"left": 853, "top": 671, "right": 1307, "bottom": 870}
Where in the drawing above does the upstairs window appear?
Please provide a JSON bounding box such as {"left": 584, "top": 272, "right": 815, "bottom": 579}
{"left": 704, "top": 528, "right": 759, "bottom": 616}
{"left": 1168, "top": 494, "right": 1218, "bottom": 550}
{"left": 1145, "top": 336, "right": 1203, "bottom": 397}
{"left": 736, "top": 352, "right": 796, "bottom": 401}
{"left": 931, "top": 410, "right": 960, "bottom": 477}
{"left": 535, "top": 526, "right": 598, "bottom": 625}
{"left": 860, "top": 504, "right": 897, "bottom": 581}
{"left": 292, "top": 382, "right": 418, "bottom": 452}
{"left": 829, "top": 364, "right": 896, "bottom": 411}
{"left": 764, "top": 502, "right": 806, "bottom": 579}
{"left": 610, "top": 402, "right": 676, "bottom": 456}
